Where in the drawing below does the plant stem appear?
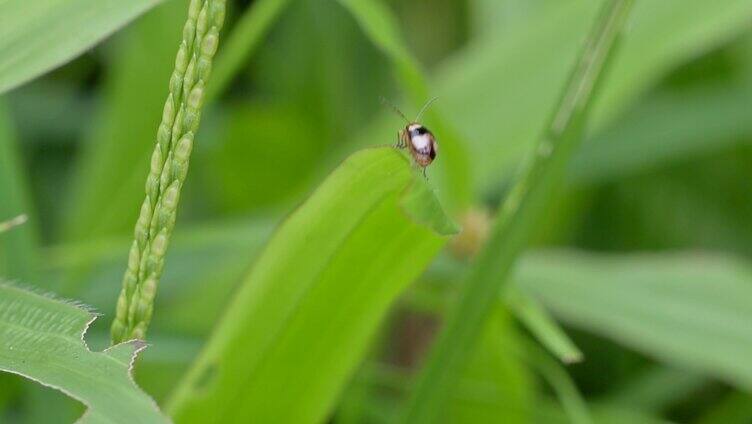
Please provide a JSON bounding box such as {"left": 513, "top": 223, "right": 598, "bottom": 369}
{"left": 111, "top": 0, "right": 226, "bottom": 344}
{"left": 399, "top": 1, "right": 634, "bottom": 422}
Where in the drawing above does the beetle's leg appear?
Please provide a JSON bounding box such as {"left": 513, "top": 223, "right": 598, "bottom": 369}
{"left": 395, "top": 131, "right": 403, "bottom": 148}
{"left": 422, "top": 167, "right": 427, "bottom": 179}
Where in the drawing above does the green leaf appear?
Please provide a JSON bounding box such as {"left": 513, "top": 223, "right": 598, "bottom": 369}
{"left": 0, "top": 283, "right": 168, "bottom": 423}
{"left": 400, "top": 2, "right": 634, "bottom": 422}
{"left": 517, "top": 250, "right": 752, "bottom": 391}
{"left": 337, "top": 0, "right": 471, "bottom": 210}
{"left": 603, "top": 366, "right": 705, "bottom": 412}
{"left": 166, "top": 147, "right": 455, "bottom": 423}
{"left": 521, "top": 340, "right": 591, "bottom": 424}
{"left": 506, "top": 287, "right": 583, "bottom": 364}
{"left": 572, "top": 75, "right": 752, "bottom": 184}
{"left": 0, "top": 0, "right": 165, "bottom": 95}
{"left": 436, "top": 0, "right": 752, "bottom": 193}
{"left": 0, "top": 101, "right": 39, "bottom": 283}
{"left": 445, "top": 309, "right": 533, "bottom": 424}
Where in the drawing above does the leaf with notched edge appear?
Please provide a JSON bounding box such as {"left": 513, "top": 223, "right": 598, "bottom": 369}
{"left": 0, "top": 283, "right": 169, "bottom": 424}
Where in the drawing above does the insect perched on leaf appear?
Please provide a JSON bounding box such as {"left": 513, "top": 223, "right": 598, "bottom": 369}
{"left": 382, "top": 97, "right": 438, "bottom": 176}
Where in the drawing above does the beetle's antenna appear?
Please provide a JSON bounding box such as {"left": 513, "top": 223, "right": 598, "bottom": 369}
{"left": 415, "top": 96, "right": 438, "bottom": 122}
{"left": 380, "top": 96, "right": 410, "bottom": 124}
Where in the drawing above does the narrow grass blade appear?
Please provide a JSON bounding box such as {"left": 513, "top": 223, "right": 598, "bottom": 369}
{"left": 399, "top": 2, "right": 634, "bottom": 422}
{"left": 0, "top": 0, "right": 164, "bottom": 94}
{"left": 522, "top": 339, "right": 592, "bottom": 424}
{"left": 205, "top": 0, "right": 293, "bottom": 102}
{"left": 0, "top": 283, "right": 169, "bottom": 423}
{"left": 0, "top": 102, "right": 39, "bottom": 283}
{"left": 167, "top": 147, "right": 456, "bottom": 423}
{"left": 506, "top": 286, "right": 583, "bottom": 364}
{"left": 337, "top": 0, "right": 471, "bottom": 209}
{"left": 438, "top": 0, "right": 752, "bottom": 194}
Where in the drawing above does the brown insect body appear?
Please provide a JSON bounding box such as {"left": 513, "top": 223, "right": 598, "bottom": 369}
{"left": 382, "top": 96, "right": 439, "bottom": 173}
{"left": 398, "top": 123, "right": 437, "bottom": 168}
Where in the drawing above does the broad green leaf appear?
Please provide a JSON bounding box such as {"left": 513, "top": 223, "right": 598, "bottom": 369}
{"left": 518, "top": 250, "right": 752, "bottom": 391}
{"left": 0, "top": 283, "right": 168, "bottom": 424}
{"left": 400, "top": 3, "right": 634, "bottom": 422}
{"left": 0, "top": 0, "right": 164, "bottom": 95}
{"left": 167, "top": 147, "right": 455, "bottom": 423}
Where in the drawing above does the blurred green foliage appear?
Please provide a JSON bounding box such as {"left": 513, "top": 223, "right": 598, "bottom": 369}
{"left": 3, "top": 0, "right": 752, "bottom": 422}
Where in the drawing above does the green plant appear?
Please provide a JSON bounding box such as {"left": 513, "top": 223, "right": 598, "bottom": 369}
{"left": 4, "top": 0, "right": 752, "bottom": 423}
{"left": 401, "top": 1, "right": 633, "bottom": 421}
{"left": 111, "top": 0, "right": 226, "bottom": 343}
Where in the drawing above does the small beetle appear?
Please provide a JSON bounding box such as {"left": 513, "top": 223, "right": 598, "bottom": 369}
{"left": 382, "top": 97, "right": 438, "bottom": 176}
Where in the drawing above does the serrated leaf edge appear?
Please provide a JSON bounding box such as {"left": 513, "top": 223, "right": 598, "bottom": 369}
{"left": 0, "top": 282, "right": 170, "bottom": 423}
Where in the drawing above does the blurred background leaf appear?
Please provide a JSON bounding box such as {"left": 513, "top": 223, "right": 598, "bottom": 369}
{"left": 518, "top": 251, "right": 752, "bottom": 392}
{"left": 0, "top": 0, "right": 164, "bottom": 95}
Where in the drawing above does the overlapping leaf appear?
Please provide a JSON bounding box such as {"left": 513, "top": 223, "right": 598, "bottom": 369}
{"left": 0, "top": 283, "right": 168, "bottom": 423}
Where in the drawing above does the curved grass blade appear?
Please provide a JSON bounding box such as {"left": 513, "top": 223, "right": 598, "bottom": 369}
{"left": 0, "top": 0, "right": 164, "bottom": 95}
{"left": 521, "top": 338, "right": 591, "bottom": 424}
{"left": 399, "top": 2, "right": 634, "bottom": 422}
{"left": 506, "top": 286, "right": 583, "bottom": 364}
{"left": 205, "top": 0, "right": 293, "bottom": 102}
{"left": 167, "top": 147, "right": 456, "bottom": 423}
{"left": 0, "top": 283, "right": 168, "bottom": 424}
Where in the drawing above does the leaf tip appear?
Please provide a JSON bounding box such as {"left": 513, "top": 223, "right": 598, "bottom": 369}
{"left": 400, "top": 175, "right": 460, "bottom": 236}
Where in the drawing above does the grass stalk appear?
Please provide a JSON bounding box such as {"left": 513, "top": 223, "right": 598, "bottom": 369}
{"left": 110, "top": 0, "right": 227, "bottom": 344}
{"left": 399, "top": 1, "right": 634, "bottom": 422}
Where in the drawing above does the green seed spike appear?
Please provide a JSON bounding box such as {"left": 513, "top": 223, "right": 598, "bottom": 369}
{"left": 110, "top": 0, "right": 226, "bottom": 345}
